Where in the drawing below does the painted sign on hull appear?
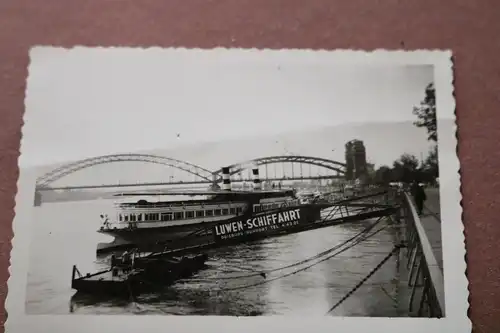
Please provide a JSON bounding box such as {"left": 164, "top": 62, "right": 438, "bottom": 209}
{"left": 212, "top": 208, "right": 306, "bottom": 242}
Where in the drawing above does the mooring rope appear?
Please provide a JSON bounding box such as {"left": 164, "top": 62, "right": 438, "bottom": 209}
{"left": 130, "top": 227, "right": 397, "bottom": 315}
{"left": 140, "top": 198, "right": 388, "bottom": 281}
{"left": 194, "top": 195, "right": 392, "bottom": 280}
{"left": 189, "top": 217, "right": 386, "bottom": 281}
{"left": 202, "top": 224, "right": 391, "bottom": 292}
{"left": 136, "top": 191, "right": 390, "bottom": 262}
{"left": 119, "top": 193, "right": 400, "bottom": 315}
{"left": 127, "top": 221, "right": 390, "bottom": 305}
{"left": 118, "top": 192, "right": 391, "bottom": 291}
{"left": 325, "top": 244, "right": 404, "bottom": 315}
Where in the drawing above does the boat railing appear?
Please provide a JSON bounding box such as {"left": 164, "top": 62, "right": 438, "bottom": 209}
{"left": 99, "top": 221, "right": 127, "bottom": 231}
{"left": 401, "top": 192, "right": 445, "bottom": 317}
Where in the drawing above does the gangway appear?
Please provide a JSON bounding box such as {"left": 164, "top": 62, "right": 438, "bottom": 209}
{"left": 131, "top": 190, "right": 398, "bottom": 260}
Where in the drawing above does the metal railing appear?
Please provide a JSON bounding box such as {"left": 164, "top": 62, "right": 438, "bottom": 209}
{"left": 400, "top": 192, "right": 445, "bottom": 317}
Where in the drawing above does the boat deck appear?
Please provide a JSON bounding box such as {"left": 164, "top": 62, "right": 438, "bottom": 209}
{"left": 80, "top": 270, "right": 127, "bottom": 282}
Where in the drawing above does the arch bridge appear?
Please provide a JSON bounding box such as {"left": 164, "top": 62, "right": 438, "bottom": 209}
{"left": 35, "top": 153, "right": 347, "bottom": 192}
{"left": 212, "top": 155, "right": 346, "bottom": 182}
{"left": 36, "top": 153, "right": 214, "bottom": 189}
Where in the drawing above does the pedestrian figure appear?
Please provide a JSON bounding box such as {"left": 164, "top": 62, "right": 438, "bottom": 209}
{"left": 110, "top": 254, "right": 116, "bottom": 267}
{"left": 411, "top": 181, "right": 427, "bottom": 216}
{"left": 121, "top": 251, "right": 131, "bottom": 273}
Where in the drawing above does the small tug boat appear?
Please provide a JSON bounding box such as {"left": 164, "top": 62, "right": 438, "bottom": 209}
{"left": 71, "top": 252, "right": 208, "bottom": 297}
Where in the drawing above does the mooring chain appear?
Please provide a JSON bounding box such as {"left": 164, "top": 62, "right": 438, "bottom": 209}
{"left": 325, "top": 243, "right": 405, "bottom": 315}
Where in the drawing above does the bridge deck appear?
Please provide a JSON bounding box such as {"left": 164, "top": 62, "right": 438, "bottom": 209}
{"left": 38, "top": 175, "right": 344, "bottom": 191}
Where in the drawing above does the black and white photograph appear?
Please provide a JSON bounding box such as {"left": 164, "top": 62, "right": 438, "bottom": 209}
{"left": 7, "top": 48, "right": 468, "bottom": 333}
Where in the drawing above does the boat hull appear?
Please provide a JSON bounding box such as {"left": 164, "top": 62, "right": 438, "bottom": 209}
{"left": 97, "top": 204, "right": 324, "bottom": 254}
{"left": 96, "top": 220, "right": 226, "bottom": 254}
{"left": 97, "top": 238, "right": 137, "bottom": 254}
{"left": 71, "top": 254, "right": 209, "bottom": 297}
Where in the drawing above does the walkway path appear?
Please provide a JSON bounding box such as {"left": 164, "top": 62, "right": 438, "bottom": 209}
{"left": 421, "top": 188, "right": 443, "bottom": 271}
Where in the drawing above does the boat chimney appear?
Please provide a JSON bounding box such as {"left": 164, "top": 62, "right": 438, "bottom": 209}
{"left": 252, "top": 164, "right": 261, "bottom": 191}
{"left": 222, "top": 167, "right": 232, "bottom": 191}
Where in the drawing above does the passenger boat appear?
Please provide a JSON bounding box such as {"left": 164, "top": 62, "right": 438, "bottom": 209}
{"left": 96, "top": 166, "right": 320, "bottom": 254}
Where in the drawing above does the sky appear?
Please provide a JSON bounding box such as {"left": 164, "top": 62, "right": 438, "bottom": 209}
{"left": 37, "top": 120, "right": 446, "bottom": 187}
{"left": 20, "top": 47, "right": 440, "bottom": 185}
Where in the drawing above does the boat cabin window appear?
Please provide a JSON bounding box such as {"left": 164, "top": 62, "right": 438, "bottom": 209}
{"left": 161, "top": 212, "right": 173, "bottom": 221}
{"left": 119, "top": 213, "right": 143, "bottom": 222}
{"left": 145, "top": 213, "right": 159, "bottom": 221}
{"left": 118, "top": 206, "right": 241, "bottom": 224}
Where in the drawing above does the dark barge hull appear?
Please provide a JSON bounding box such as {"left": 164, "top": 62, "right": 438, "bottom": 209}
{"left": 71, "top": 270, "right": 140, "bottom": 296}
{"left": 71, "top": 254, "right": 209, "bottom": 297}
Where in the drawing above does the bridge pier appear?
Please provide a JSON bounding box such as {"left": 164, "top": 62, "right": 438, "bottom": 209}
{"left": 34, "top": 190, "right": 42, "bottom": 207}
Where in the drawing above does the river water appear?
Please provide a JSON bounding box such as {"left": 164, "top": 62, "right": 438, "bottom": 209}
{"left": 25, "top": 198, "right": 402, "bottom": 317}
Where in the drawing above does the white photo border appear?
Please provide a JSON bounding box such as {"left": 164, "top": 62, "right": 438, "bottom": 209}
{"left": 6, "top": 47, "right": 469, "bottom": 333}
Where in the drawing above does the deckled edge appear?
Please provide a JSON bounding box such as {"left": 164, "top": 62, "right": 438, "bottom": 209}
{"left": 449, "top": 53, "right": 471, "bottom": 329}
{"left": 436, "top": 52, "right": 471, "bottom": 332}
{"left": 4, "top": 46, "right": 37, "bottom": 332}
{"left": 23, "top": 45, "right": 454, "bottom": 53}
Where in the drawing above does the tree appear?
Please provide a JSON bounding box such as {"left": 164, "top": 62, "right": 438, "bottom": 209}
{"left": 413, "top": 83, "right": 437, "bottom": 142}
{"left": 374, "top": 166, "right": 392, "bottom": 185}
{"left": 392, "top": 154, "right": 421, "bottom": 183}
{"left": 422, "top": 145, "right": 439, "bottom": 181}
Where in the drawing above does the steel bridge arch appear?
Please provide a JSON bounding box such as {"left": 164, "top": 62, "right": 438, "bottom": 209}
{"left": 36, "top": 153, "right": 214, "bottom": 188}
{"left": 212, "top": 155, "right": 347, "bottom": 182}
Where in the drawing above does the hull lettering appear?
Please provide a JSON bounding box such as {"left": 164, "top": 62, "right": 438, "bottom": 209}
{"left": 213, "top": 208, "right": 305, "bottom": 241}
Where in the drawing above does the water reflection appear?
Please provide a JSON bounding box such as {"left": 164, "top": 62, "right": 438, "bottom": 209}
{"left": 69, "top": 279, "right": 267, "bottom": 316}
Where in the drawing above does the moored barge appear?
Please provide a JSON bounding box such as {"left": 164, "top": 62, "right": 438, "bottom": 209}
{"left": 71, "top": 253, "right": 209, "bottom": 297}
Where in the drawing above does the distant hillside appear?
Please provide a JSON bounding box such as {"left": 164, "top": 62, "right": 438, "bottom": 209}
{"left": 144, "top": 120, "right": 447, "bottom": 169}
